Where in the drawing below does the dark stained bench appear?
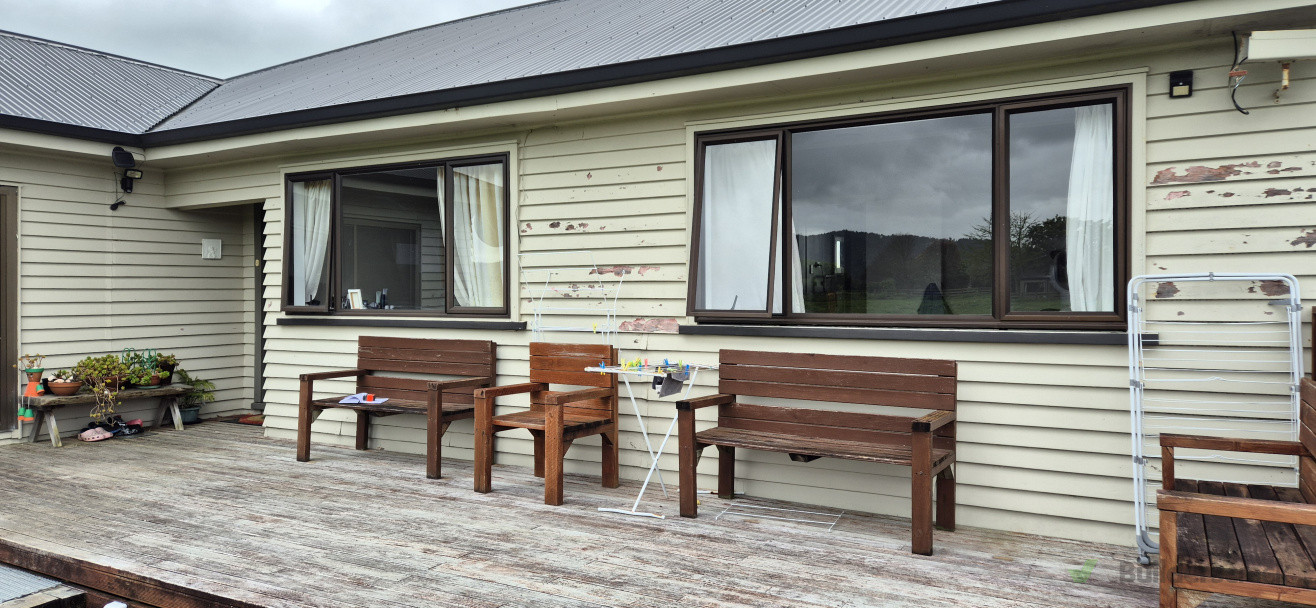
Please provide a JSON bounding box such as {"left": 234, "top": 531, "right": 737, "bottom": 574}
{"left": 296, "top": 336, "right": 495, "bottom": 479}
{"left": 677, "top": 349, "right": 957, "bottom": 555}
{"left": 1157, "top": 377, "right": 1316, "bottom": 607}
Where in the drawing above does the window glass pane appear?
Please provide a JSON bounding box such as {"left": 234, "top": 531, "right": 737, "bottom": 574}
{"left": 1008, "top": 103, "right": 1114, "bottom": 313}
{"left": 340, "top": 167, "right": 443, "bottom": 311}
{"left": 450, "top": 162, "right": 506, "bottom": 308}
{"left": 697, "top": 139, "right": 778, "bottom": 311}
{"left": 790, "top": 114, "right": 993, "bottom": 315}
{"left": 289, "top": 179, "right": 332, "bottom": 307}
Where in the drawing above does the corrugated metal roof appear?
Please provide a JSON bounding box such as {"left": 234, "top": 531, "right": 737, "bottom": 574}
{"left": 0, "top": 30, "right": 219, "bottom": 133}
{"left": 154, "top": 0, "right": 1001, "bottom": 131}
{"left": 0, "top": 563, "right": 58, "bottom": 601}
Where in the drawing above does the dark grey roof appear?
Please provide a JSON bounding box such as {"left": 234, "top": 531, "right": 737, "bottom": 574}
{"left": 0, "top": 30, "right": 219, "bottom": 134}
{"left": 154, "top": 0, "right": 1000, "bottom": 131}
{"left": 0, "top": 0, "right": 1189, "bottom": 145}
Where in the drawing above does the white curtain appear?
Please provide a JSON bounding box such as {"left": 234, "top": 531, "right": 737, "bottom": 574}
{"left": 449, "top": 164, "right": 504, "bottom": 307}
{"left": 292, "top": 180, "right": 331, "bottom": 305}
{"left": 1065, "top": 105, "right": 1114, "bottom": 312}
{"left": 699, "top": 140, "right": 777, "bottom": 310}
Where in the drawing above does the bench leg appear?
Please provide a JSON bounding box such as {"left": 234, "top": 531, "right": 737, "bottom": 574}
{"left": 28, "top": 409, "right": 42, "bottom": 443}
{"left": 474, "top": 396, "right": 494, "bottom": 494}
{"left": 1160, "top": 507, "right": 1179, "bottom": 608}
{"left": 936, "top": 466, "right": 955, "bottom": 531}
{"left": 678, "top": 408, "right": 700, "bottom": 518}
{"left": 45, "top": 413, "right": 61, "bottom": 447}
{"left": 717, "top": 446, "right": 735, "bottom": 499}
{"left": 601, "top": 428, "right": 620, "bottom": 488}
{"left": 912, "top": 432, "right": 934, "bottom": 556}
{"left": 426, "top": 400, "right": 442, "bottom": 480}
{"left": 532, "top": 431, "right": 545, "bottom": 478}
{"left": 355, "top": 410, "right": 370, "bottom": 451}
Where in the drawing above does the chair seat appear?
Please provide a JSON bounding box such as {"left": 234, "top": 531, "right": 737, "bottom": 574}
{"left": 492, "top": 410, "right": 612, "bottom": 433}
{"left": 1173, "top": 479, "right": 1316, "bottom": 589}
{"left": 696, "top": 427, "right": 953, "bottom": 468}
{"left": 312, "top": 397, "right": 474, "bottom": 417}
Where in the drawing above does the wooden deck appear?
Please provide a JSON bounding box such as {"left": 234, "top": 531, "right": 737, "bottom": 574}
{"left": 0, "top": 423, "right": 1278, "bottom": 607}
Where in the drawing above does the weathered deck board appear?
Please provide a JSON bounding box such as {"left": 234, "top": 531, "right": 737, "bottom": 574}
{"left": 0, "top": 424, "right": 1279, "bottom": 607}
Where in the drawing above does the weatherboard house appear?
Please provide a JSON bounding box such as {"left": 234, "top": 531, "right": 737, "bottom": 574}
{"left": 0, "top": 0, "right": 1313, "bottom": 548}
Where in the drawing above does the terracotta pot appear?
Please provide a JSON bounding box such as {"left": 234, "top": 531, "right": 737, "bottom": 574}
{"left": 148, "top": 374, "right": 163, "bottom": 386}
{"left": 46, "top": 381, "right": 83, "bottom": 396}
{"left": 98, "top": 375, "right": 124, "bottom": 391}
{"left": 24, "top": 369, "right": 43, "bottom": 383}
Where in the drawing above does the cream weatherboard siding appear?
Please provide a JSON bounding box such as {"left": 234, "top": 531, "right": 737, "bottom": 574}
{"left": 0, "top": 148, "right": 258, "bottom": 442}
{"left": 93, "top": 31, "right": 1313, "bottom": 547}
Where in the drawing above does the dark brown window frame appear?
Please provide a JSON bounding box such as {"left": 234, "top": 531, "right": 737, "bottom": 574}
{"left": 281, "top": 154, "right": 511, "bottom": 317}
{"left": 687, "top": 86, "right": 1130, "bottom": 330}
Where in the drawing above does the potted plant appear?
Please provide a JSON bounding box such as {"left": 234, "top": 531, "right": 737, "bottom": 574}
{"left": 74, "top": 354, "right": 130, "bottom": 391}
{"left": 173, "top": 369, "right": 214, "bottom": 424}
{"left": 155, "top": 353, "right": 178, "bottom": 385}
{"left": 15, "top": 353, "right": 45, "bottom": 385}
{"left": 45, "top": 369, "right": 83, "bottom": 396}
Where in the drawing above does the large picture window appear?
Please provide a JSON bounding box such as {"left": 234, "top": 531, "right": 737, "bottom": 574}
{"left": 689, "top": 89, "right": 1127, "bottom": 329}
{"left": 283, "top": 155, "right": 509, "bottom": 316}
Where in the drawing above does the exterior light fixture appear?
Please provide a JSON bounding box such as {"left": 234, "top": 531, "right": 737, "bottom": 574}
{"left": 110, "top": 146, "right": 141, "bottom": 209}
{"left": 1169, "top": 70, "right": 1193, "bottom": 98}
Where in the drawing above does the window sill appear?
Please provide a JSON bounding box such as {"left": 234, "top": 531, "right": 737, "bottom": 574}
{"left": 678, "top": 323, "right": 1129, "bottom": 345}
{"left": 276, "top": 316, "right": 526, "bottom": 331}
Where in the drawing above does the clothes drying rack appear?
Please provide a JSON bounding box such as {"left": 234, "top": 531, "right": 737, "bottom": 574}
{"left": 1128, "top": 273, "right": 1303, "bottom": 565}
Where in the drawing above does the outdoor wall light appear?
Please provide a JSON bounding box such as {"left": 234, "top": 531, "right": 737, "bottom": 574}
{"left": 1169, "top": 70, "right": 1193, "bottom": 98}
{"left": 110, "top": 146, "right": 142, "bottom": 209}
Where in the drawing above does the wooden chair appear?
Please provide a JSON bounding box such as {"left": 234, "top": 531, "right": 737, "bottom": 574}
{"left": 473, "top": 342, "right": 619, "bottom": 505}
{"left": 677, "top": 349, "right": 957, "bottom": 555}
{"left": 296, "top": 336, "right": 496, "bottom": 479}
{"left": 1157, "top": 377, "right": 1316, "bottom": 607}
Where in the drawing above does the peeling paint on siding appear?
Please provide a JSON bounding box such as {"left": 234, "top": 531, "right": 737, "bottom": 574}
{"left": 1152, "top": 162, "right": 1260, "bottom": 184}
{"left": 589, "top": 265, "right": 659, "bottom": 276}
{"left": 617, "top": 317, "right": 679, "bottom": 333}
{"left": 1165, "top": 190, "right": 1190, "bottom": 200}
{"left": 1155, "top": 282, "right": 1179, "bottom": 298}
{"left": 1290, "top": 229, "right": 1316, "bottom": 248}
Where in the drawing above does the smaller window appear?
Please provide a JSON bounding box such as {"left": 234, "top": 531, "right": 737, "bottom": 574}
{"left": 282, "top": 156, "right": 509, "bottom": 316}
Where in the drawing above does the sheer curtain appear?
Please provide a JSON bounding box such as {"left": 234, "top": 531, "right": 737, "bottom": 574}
{"left": 292, "top": 180, "right": 331, "bottom": 305}
{"left": 448, "top": 164, "right": 505, "bottom": 308}
{"left": 698, "top": 140, "right": 777, "bottom": 310}
{"left": 1065, "top": 104, "right": 1114, "bottom": 312}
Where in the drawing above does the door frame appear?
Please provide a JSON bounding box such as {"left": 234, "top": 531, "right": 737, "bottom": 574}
{"left": 0, "top": 186, "right": 18, "bottom": 431}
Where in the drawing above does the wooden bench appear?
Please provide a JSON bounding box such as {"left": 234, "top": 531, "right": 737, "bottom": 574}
{"left": 677, "top": 349, "right": 957, "bottom": 555}
{"left": 296, "top": 336, "right": 495, "bottom": 479}
{"left": 24, "top": 383, "right": 192, "bottom": 447}
{"left": 1157, "top": 377, "right": 1316, "bottom": 607}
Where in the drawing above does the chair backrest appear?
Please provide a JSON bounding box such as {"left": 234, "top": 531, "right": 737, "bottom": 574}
{"left": 717, "top": 349, "right": 957, "bottom": 447}
{"left": 354, "top": 336, "right": 496, "bottom": 403}
{"left": 718, "top": 349, "right": 956, "bottom": 411}
{"left": 528, "top": 342, "right": 618, "bottom": 417}
{"left": 1301, "top": 378, "right": 1316, "bottom": 503}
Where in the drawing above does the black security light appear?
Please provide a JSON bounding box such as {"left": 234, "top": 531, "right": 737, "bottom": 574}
{"left": 110, "top": 146, "right": 142, "bottom": 210}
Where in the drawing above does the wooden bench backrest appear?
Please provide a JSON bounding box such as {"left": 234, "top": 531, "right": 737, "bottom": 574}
{"left": 717, "top": 349, "right": 957, "bottom": 446}
{"left": 528, "top": 342, "right": 618, "bottom": 417}
{"left": 355, "top": 336, "right": 496, "bottom": 403}
{"left": 1301, "top": 377, "right": 1316, "bottom": 503}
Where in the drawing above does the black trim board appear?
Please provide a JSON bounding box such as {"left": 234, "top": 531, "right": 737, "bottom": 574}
{"left": 276, "top": 317, "right": 525, "bottom": 331}
{"left": 2, "top": 0, "right": 1190, "bottom": 147}
{"left": 679, "top": 324, "right": 1130, "bottom": 345}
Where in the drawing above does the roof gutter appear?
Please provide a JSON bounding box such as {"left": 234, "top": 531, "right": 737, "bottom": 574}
{"left": 7, "top": 0, "right": 1193, "bottom": 148}
{"left": 0, "top": 114, "right": 142, "bottom": 147}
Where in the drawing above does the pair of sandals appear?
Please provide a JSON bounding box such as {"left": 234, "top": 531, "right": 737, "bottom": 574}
{"left": 77, "top": 417, "right": 144, "bottom": 442}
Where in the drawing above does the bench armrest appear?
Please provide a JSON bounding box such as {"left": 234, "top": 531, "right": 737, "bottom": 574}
{"left": 300, "top": 369, "right": 367, "bottom": 382}
{"left": 428, "top": 377, "right": 493, "bottom": 392}
{"left": 676, "top": 393, "right": 735, "bottom": 411}
{"left": 545, "top": 387, "right": 614, "bottom": 405}
{"left": 1158, "top": 489, "right": 1316, "bottom": 526}
{"left": 474, "top": 382, "right": 548, "bottom": 399}
{"left": 1160, "top": 433, "right": 1307, "bottom": 456}
{"left": 912, "top": 410, "right": 955, "bottom": 433}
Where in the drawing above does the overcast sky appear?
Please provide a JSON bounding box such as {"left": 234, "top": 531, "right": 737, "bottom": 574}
{"left": 0, "top": 0, "right": 541, "bottom": 78}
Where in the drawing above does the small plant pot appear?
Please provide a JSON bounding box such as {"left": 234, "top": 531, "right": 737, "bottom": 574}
{"left": 179, "top": 406, "right": 202, "bottom": 425}
{"left": 46, "top": 381, "right": 83, "bottom": 396}
{"left": 158, "top": 363, "right": 176, "bottom": 386}
{"left": 147, "top": 374, "right": 163, "bottom": 386}
{"left": 97, "top": 375, "right": 125, "bottom": 391}
{"left": 24, "top": 369, "right": 43, "bottom": 383}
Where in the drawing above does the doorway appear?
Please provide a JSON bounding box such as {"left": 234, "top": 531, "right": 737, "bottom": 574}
{"left": 0, "top": 187, "right": 17, "bottom": 431}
